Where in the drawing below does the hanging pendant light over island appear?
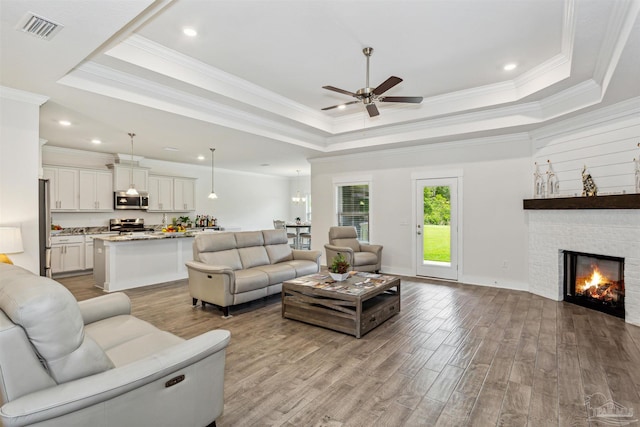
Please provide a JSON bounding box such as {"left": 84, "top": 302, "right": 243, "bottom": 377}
{"left": 125, "top": 132, "right": 139, "bottom": 196}
{"left": 208, "top": 148, "right": 218, "bottom": 199}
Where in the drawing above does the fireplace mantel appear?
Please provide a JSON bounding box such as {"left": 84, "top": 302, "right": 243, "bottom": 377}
{"left": 523, "top": 194, "right": 640, "bottom": 210}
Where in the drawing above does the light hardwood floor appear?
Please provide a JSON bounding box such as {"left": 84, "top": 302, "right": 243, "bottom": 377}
{"left": 58, "top": 274, "right": 640, "bottom": 427}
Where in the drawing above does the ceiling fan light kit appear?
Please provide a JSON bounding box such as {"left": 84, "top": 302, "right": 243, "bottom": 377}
{"left": 322, "top": 47, "right": 423, "bottom": 117}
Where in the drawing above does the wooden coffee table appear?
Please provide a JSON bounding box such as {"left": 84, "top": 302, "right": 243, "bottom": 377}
{"left": 281, "top": 272, "right": 400, "bottom": 338}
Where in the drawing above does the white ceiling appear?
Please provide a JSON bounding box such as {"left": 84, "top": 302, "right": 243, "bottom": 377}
{"left": 1, "top": 0, "right": 638, "bottom": 176}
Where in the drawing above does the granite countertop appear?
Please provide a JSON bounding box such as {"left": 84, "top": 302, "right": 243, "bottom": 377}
{"left": 52, "top": 225, "right": 219, "bottom": 238}
{"left": 95, "top": 232, "right": 198, "bottom": 242}
{"left": 52, "top": 226, "right": 164, "bottom": 236}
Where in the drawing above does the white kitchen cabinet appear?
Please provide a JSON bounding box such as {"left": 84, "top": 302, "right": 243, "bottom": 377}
{"left": 79, "top": 170, "right": 113, "bottom": 211}
{"left": 148, "top": 175, "right": 174, "bottom": 211}
{"left": 174, "top": 178, "right": 196, "bottom": 211}
{"left": 51, "top": 235, "right": 84, "bottom": 275}
{"left": 84, "top": 233, "right": 117, "bottom": 269}
{"left": 43, "top": 166, "right": 79, "bottom": 211}
{"left": 111, "top": 165, "right": 149, "bottom": 193}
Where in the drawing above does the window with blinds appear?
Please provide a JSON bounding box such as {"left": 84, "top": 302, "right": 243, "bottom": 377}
{"left": 337, "top": 183, "right": 370, "bottom": 242}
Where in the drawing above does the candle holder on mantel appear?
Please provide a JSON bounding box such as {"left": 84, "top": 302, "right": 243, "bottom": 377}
{"left": 546, "top": 160, "right": 559, "bottom": 198}
{"left": 533, "top": 162, "right": 545, "bottom": 199}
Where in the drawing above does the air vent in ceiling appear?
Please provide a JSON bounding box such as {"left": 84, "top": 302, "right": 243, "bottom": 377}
{"left": 17, "top": 12, "right": 63, "bottom": 40}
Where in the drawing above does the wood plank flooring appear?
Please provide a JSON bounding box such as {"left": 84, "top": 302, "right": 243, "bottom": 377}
{"left": 58, "top": 274, "right": 640, "bottom": 426}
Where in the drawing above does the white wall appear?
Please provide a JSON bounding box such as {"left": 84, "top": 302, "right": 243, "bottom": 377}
{"left": 0, "top": 87, "right": 48, "bottom": 273}
{"left": 531, "top": 98, "right": 640, "bottom": 196}
{"left": 43, "top": 147, "right": 292, "bottom": 231}
{"left": 310, "top": 134, "right": 532, "bottom": 290}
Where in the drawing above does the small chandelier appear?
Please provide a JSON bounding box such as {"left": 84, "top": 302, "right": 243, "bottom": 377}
{"left": 291, "top": 170, "right": 306, "bottom": 204}
{"left": 125, "top": 132, "right": 138, "bottom": 196}
{"left": 208, "top": 148, "right": 218, "bottom": 199}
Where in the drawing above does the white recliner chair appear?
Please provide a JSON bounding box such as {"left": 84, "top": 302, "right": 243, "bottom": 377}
{"left": 324, "top": 226, "right": 383, "bottom": 273}
{"left": 0, "top": 263, "right": 230, "bottom": 427}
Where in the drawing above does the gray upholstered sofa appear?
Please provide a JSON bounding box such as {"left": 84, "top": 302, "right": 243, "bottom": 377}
{"left": 185, "top": 229, "right": 321, "bottom": 316}
{"left": 0, "top": 263, "right": 230, "bottom": 427}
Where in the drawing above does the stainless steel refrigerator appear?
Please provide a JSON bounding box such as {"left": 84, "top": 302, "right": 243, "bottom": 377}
{"left": 39, "top": 179, "right": 52, "bottom": 277}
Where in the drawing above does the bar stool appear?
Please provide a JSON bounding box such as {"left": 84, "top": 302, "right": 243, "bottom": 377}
{"left": 299, "top": 231, "right": 311, "bottom": 249}
{"left": 273, "top": 220, "right": 296, "bottom": 248}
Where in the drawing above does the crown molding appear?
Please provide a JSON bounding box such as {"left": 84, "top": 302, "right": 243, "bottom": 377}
{"left": 561, "top": 0, "right": 577, "bottom": 55}
{"left": 330, "top": 50, "right": 573, "bottom": 134}
{"left": 530, "top": 96, "right": 640, "bottom": 142}
{"left": 42, "top": 145, "right": 117, "bottom": 166}
{"left": 0, "top": 86, "right": 48, "bottom": 106}
{"left": 593, "top": 0, "right": 640, "bottom": 92}
{"left": 106, "top": 35, "right": 333, "bottom": 133}
{"left": 59, "top": 62, "right": 326, "bottom": 150}
{"left": 311, "top": 133, "right": 531, "bottom": 164}
{"left": 105, "top": 8, "right": 576, "bottom": 136}
{"left": 55, "top": 0, "right": 635, "bottom": 156}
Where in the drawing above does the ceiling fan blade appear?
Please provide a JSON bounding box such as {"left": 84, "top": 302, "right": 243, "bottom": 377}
{"left": 373, "top": 76, "right": 402, "bottom": 95}
{"left": 321, "top": 100, "right": 360, "bottom": 111}
{"left": 322, "top": 85, "right": 357, "bottom": 97}
{"left": 380, "top": 96, "right": 423, "bottom": 104}
{"left": 366, "top": 103, "right": 380, "bottom": 117}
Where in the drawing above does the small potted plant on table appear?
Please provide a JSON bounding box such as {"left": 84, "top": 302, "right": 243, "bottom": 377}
{"left": 329, "top": 252, "right": 351, "bottom": 281}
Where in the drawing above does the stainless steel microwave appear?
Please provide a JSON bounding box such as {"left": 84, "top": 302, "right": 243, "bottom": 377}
{"left": 114, "top": 191, "right": 149, "bottom": 210}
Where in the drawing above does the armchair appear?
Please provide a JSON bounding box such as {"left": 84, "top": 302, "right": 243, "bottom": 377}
{"left": 324, "top": 226, "right": 383, "bottom": 273}
{"left": 0, "top": 263, "right": 230, "bottom": 427}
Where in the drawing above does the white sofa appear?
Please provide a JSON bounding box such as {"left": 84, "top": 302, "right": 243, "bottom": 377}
{"left": 185, "top": 229, "right": 321, "bottom": 316}
{"left": 0, "top": 263, "right": 230, "bottom": 427}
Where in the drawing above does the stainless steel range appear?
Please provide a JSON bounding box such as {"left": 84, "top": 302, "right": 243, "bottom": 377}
{"left": 109, "top": 218, "right": 155, "bottom": 234}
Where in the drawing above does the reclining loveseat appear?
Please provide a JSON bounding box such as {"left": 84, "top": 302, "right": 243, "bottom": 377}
{"left": 0, "top": 263, "right": 230, "bottom": 427}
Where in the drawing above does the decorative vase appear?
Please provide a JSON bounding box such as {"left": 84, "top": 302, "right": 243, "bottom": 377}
{"left": 329, "top": 272, "right": 350, "bottom": 281}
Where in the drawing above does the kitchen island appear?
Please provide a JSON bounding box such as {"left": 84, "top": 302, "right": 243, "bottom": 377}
{"left": 93, "top": 233, "right": 197, "bottom": 292}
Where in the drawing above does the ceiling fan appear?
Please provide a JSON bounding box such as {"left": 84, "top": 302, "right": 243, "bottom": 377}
{"left": 322, "top": 47, "right": 423, "bottom": 117}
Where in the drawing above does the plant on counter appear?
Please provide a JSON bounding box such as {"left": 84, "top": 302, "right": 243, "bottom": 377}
{"left": 178, "top": 216, "right": 192, "bottom": 227}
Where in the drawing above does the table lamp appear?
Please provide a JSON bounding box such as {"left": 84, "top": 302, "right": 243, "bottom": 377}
{"left": 0, "top": 227, "right": 24, "bottom": 264}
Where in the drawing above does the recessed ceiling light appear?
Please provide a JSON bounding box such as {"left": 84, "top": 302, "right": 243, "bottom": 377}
{"left": 183, "top": 27, "right": 197, "bottom": 37}
{"left": 197, "top": 155, "right": 205, "bottom": 160}
{"left": 337, "top": 105, "right": 346, "bottom": 110}
{"left": 503, "top": 63, "right": 517, "bottom": 71}
{"left": 91, "top": 139, "right": 101, "bottom": 144}
{"left": 164, "top": 147, "right": 179, "bottom": 152}
{"left": 260, "top": 163, "right": 270, "bottom": 167}
{"left": 58, "top": 120, "right": 71, "bottom": 126}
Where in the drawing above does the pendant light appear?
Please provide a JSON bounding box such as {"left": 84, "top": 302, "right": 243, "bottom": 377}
{"left": 125, "top": 132, "right": 139, "bottom": 196}
{"left": 291, "top": 170, "right": 306, "bottom": 204}
{"left": 208, "top": 148, "right": 218, "bottom": 199}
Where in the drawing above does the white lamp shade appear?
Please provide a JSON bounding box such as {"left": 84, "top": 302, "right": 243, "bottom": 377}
{"left": 0, "top": 227, "right": 24, "bottom": 254}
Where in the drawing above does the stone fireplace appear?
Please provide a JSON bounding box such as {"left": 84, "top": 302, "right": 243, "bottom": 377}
{"left": 527, "top": 207, "right": 639, "bottom": 326}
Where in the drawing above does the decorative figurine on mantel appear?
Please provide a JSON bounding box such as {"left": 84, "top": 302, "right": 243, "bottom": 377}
{"left": 533, "top": 162, "right": 545, "bottom": 199}
{"left": 581, "top": 165, "right": 598, "bottom": 197}
{"left": 546, "top": 160, "right": 559, "bottom": 198}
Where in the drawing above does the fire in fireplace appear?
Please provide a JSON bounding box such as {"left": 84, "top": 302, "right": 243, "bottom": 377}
{"left": 563, "top": 251, "right": 624, "bottom": 318}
